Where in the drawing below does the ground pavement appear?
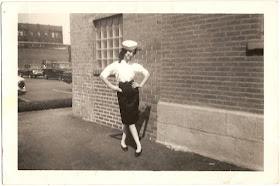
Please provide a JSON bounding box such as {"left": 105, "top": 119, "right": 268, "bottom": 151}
{"left": 18, "top": 108, "right": 250, "bottom": 171}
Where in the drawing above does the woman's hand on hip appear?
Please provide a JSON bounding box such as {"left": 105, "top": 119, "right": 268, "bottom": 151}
{"left": 132, "top": 82, "right": 141, "bottom": 88}
{"left": 112, "top": 85, "right": 122, "bottom": 92}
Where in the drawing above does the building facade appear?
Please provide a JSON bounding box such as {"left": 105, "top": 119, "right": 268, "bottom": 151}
{"left": 18, "top": 23, "right": 70, "bottom": 68}
{"left": 70, "top": 14, "right": 264, "bottom": 170}
{"left": 18, "top": 23, "right": 63, "bottom": 43}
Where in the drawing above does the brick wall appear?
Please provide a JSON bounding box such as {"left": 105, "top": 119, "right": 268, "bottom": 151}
{"left": 71, "top": 14, "right": 264, "bottom": 141}
{"left": 70, "top": 14, "right": 95, "bottom": 122}
{"left": 161, "top": 14, "right": 263, "bottom": 114}
{"left": 71, "top": 14, "right": 120, "bottom": 130}
{"left": 18, "top": 47, "right": 70, "bottom": 68}
{"left": 123, "top": 14, "right": 162, "bottom": 139}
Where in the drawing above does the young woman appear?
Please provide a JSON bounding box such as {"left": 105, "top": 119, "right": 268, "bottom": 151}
{"left": 100, "top": 40, "right": 150, "bottom": 157}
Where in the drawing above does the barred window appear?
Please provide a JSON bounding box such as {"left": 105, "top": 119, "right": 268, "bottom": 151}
{"left": 94, "top": 14, "right": 123, "bottom": 69}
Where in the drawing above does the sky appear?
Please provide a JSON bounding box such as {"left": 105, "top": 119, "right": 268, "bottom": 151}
{"left": 18, "top": 13, "right": 71, "bottom": 45}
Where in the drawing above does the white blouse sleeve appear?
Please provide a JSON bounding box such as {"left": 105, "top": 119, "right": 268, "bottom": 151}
{"left": 133, "top": 63, "right": 149, "bottom": 76}
{"left": 100, "top": 61, "right": 118, "bottom": 78}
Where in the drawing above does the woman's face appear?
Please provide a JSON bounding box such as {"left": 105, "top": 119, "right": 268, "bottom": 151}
{"left": 124, "top": 50, "right": 135, "bottom": 62}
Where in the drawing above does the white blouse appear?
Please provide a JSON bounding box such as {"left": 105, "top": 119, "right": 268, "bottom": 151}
{"left": 100, "top": 60, "right": 149, "bottom": 82}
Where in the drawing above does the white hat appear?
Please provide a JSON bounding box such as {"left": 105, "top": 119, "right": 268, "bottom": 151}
{"left": 122, "top": 40, "right": 138, "bottom": 51}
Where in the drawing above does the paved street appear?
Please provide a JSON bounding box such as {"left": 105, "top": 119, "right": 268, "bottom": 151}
{"left": 18, "top": 78, "right": 72, "bottom": 102}
{"left": 18, "top": 108, "right": 250, "bottom": 171}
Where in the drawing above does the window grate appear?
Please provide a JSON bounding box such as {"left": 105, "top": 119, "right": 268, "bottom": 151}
{"left": 94, "top": 15, "right": 123, "bottom": 69}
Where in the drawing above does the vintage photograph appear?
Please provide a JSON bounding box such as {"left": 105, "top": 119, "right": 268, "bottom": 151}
{"left": 18, "top": 13, "right": 264, "bottom": 171}
{"left": 2, "top": 1, "right": 278, "bottom": 185}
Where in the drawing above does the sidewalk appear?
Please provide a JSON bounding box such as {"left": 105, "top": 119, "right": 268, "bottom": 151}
{"left": 18, "top": 108, "right": 250, "bottom": 171}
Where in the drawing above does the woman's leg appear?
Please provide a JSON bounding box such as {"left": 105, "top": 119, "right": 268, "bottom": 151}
{"left": 129, "top": 124, "right": 141, "bottom": 152}
{"left": 121, "top": 124, "right": 129, "bottom": 147}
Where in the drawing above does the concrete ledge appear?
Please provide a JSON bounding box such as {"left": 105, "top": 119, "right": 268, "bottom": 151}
{"left": 158, "top": 102, "right": 228, "bottom": 135}
{"left": 157, "top": 101, "right": 264, "bottom": 170}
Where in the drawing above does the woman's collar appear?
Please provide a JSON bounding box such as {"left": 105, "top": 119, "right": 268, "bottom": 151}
{"left": 121, "top": 60, "right": 132, "bottom": 64}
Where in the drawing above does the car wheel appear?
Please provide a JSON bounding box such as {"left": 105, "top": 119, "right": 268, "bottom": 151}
{"left": 19, "top": 73, "right": 23, "bottom": 77}
{"left": 44, "top": 74, "right": 48, "bottom": 79}
{"left": 28, "top": 74, "right": 33, "bottom": 78}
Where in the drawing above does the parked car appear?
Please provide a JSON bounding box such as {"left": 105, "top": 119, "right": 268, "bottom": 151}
{"left": 61, "top": 70, "right": 72, "bottom": 84}
{"left": 41, "top": 59, "right": 57, "bottom": 69}
{"left": 43, "top": 61, "right": 72, "bottom": 80}
{"left": 18, "top": 64, "right": 44, "bottom": 78}
{"left": 18, "top": 76, "right": 27, "bottom": 95}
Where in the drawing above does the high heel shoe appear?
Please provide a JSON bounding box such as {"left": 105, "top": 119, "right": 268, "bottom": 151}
{"left": 121, "top": 145, "right": 128, "bottom": 152}
{"left": 135, "top": 149, "right": 142, "bottom": 157}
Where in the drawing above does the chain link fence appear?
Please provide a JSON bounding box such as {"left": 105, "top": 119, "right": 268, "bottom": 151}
{"left": 18, "top": 51, "right": 72, "bottom": 112}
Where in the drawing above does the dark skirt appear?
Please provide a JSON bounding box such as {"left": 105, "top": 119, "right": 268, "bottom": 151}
{"left": 117, "top": 80, "right": 139, "bottom": 125}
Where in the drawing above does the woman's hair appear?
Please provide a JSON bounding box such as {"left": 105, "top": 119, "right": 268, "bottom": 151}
{"left": 118, "top": 48, "right": 137, "bottom": 63}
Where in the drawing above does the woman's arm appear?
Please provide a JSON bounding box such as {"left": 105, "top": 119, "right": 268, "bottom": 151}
{"left": 100, "top": 75, "right": 122, "bottom": 92}
{"left": 132, "top": 72, "right": 150, "bottom": 88}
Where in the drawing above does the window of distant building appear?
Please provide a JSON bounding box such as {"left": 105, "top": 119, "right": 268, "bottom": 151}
{"left": 52, "top": 32, "right": 55, "bottom": 38}
{"left": 45, "top": 32, "right": 48, "bottom": 36}
{"left": 30, "top": 32, "right": 33, "bottom": 36}
{"left": 37, "top": 32, "right": 41, "bottom": 37}
{"left": 55, "top": 33, "right": 59, "bottom": 38}
{"left": 94, "top": 14, "right": 123, "bottom": 69}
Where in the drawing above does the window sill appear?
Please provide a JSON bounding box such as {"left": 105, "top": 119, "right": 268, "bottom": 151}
{"left": 246, "top": 39, "right": 263, "bottom": 56}
{"left": 247, "top": 39, "right": 264, "bottom": 50}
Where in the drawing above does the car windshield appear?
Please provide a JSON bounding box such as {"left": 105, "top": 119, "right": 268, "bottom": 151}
{"left": 24, "top": 65, "right": 41, "bottom": 69}
{"left": 30, "top": 65, "right": 41, "bottom": 69}
{"left": 54, "top": 63, "right": 71, "bottom": 68}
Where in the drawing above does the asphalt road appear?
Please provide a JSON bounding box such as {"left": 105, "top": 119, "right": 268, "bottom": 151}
{"left": 18, "top": 108, "right": 250, "bottom": 171}
{"left": 18, "top": 77, "right": 72, "bottom": 102}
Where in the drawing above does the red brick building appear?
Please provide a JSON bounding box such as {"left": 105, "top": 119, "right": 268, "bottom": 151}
{"left": 18, "top": 23, "right": 63, "bottom": 43}
{"left": 18, "top": 23, "right": 70, "bottom": 68}
{"left": 70, "top": 14, "right": 263, "bottom": 170}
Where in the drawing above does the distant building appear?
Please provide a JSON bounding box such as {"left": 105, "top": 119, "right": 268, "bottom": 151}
{"left": 18, "top": 23, "right": 70, "bottom": 68}
{"left": 18, "top": 23, "right": 63, "bottom": 43}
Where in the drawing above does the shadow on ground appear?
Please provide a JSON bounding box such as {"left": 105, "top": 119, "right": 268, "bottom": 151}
{"left": 109, "top": 106, "right": 151, "bottom": 150}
